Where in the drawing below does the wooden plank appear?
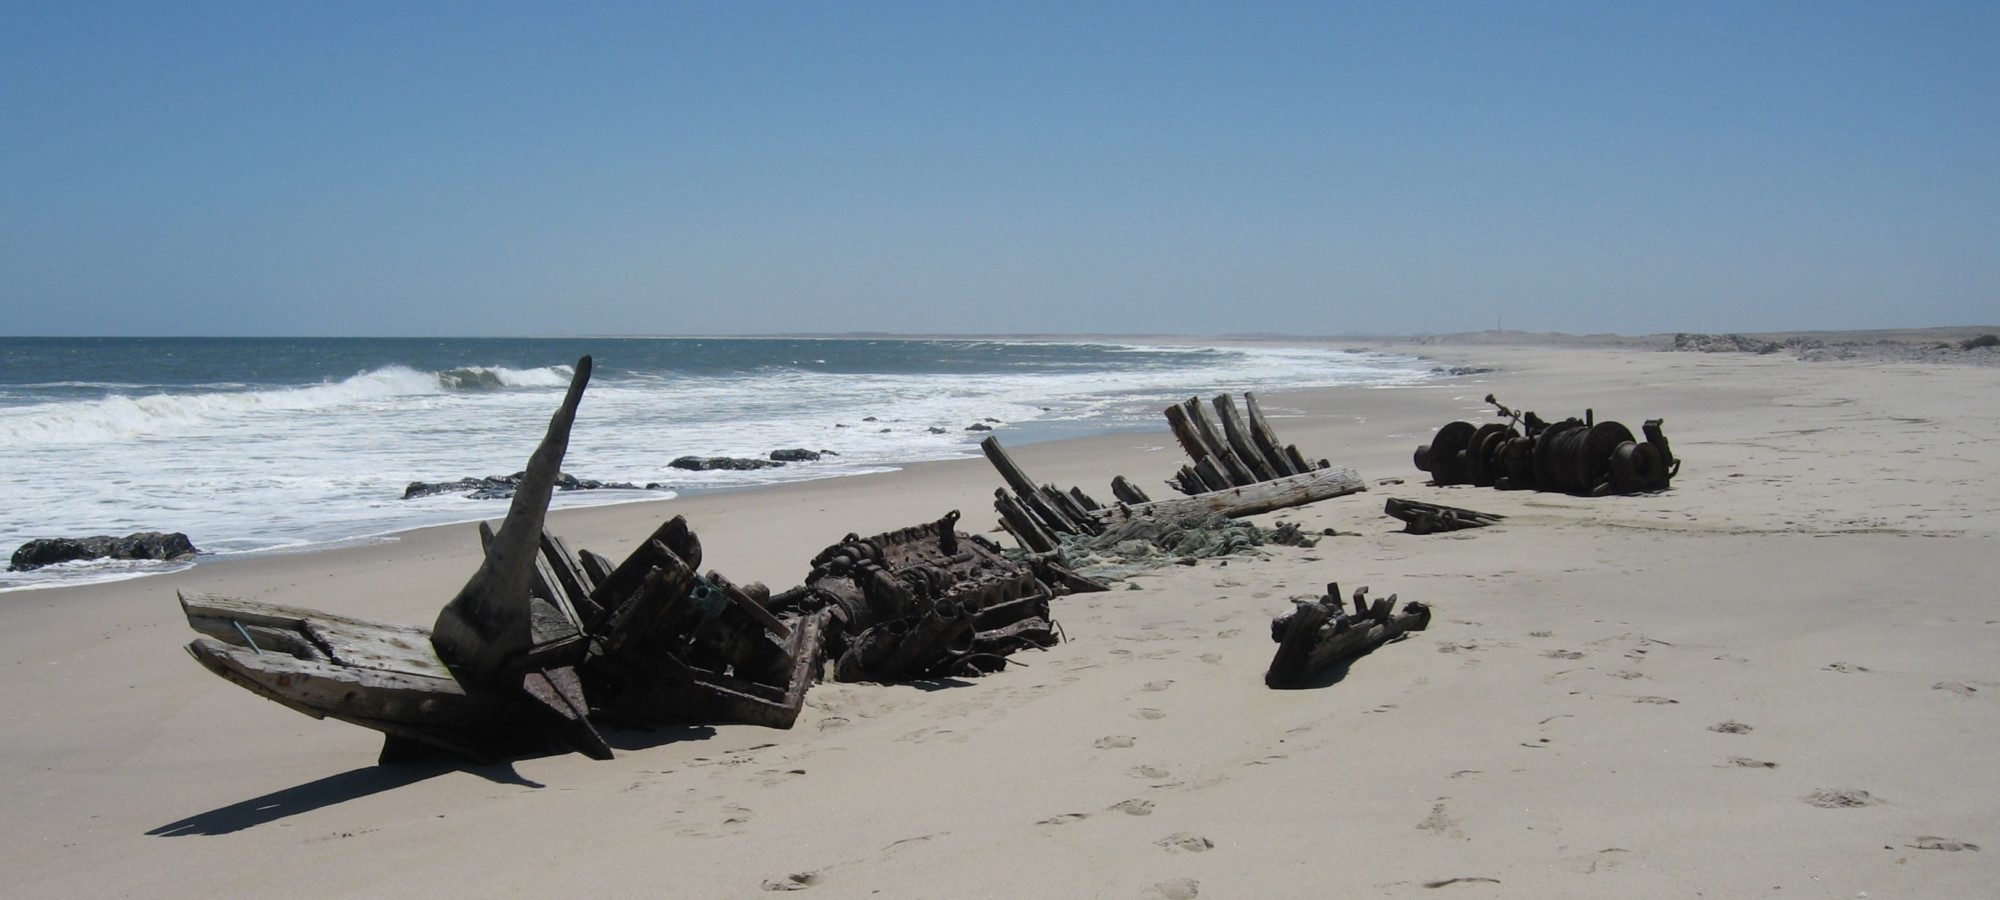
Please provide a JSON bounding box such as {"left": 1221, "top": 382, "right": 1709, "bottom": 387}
{"left": 1184, "top": 398, "right": 1257, "bottom": 486}
{"left": 979, "top": 436, "right": 1044, "bottom": 505}
{"left": 1213, "top": 394, "right": 1277, "bottom": 482}
{"left": 1242, "top": 392, "right": 1300, "bottom": 477}
{"left": 994, "top": 489, "right": 1059, "bottom": 553}
{"left": 1089, "top": 466, "right": 1368, "bottom": 524}
{"left": 1162, "top": 403, "right": 1218, "bottom": 473}
{"left": 1110, "top": 475, "right": 1151, "bottom": 505}
{"left": 433, "top": 356, "right": 594, "bottom": 687}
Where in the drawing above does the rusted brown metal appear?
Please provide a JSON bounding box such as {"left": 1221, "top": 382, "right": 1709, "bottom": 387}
{"left": 1414, "top": 394, "right": 1677, "bottom": 495}
{"left": 769, "top": 510, "right": 1090, "bottom": 683}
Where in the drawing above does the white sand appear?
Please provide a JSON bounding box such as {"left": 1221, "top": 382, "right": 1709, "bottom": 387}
{"left": 4, "top": 340, "right": 1998, "bottom": 897}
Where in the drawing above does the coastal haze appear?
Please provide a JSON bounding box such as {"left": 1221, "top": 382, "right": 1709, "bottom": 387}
{"left": 5, "top": 5, "right": 2000, "bottom": 900}
{"left": 4, "top": 4, "right": 1995, "bottom": 337}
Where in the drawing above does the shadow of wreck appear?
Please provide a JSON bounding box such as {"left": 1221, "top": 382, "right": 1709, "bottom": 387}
{"left": 146, "top": 762, "right": 536, "bottom": 836}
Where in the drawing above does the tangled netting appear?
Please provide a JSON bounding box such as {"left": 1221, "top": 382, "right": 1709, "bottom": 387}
{"left": 1012, "top": 512, "right": 1319, "bottom": 581}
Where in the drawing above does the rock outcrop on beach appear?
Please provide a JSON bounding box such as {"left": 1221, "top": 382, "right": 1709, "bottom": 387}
{"left": 668, "top": 456, "right": 786, "bottom": 472}
{"left": 768, "top": 448, "right": 826, "bottom": 462}
{"left": 8, "top": 532, "right": 198, "bottom": 571}
{"left": 403, "top": 471, "right": 652, "bottom": 500}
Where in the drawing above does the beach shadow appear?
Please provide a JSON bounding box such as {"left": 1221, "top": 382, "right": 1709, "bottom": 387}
{"left": 146, "top": 761, "right": 541, "bottom": 836}
{"left": 1270, "top": 635, "right": 1415, "bottom": 690}
{"left": 601, "top": 723, "right": 718, "bottom": 752}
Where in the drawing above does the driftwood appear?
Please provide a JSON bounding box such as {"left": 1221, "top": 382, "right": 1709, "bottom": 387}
{"left": 1414, "top": 394, "right": 1678, "bottom": 495}
{"left": 179, "top": 357, "right": 821, "bottom": 763}
{"left": 1265, "top": 583, "right": 1431, "bottom": 688}
{"left": 984, "top": 392, "right": 1363, "bottom": 552}
{"left": 769, "top": 510, "right": 1100, "bottom": 682}
{"left": 1383, "top": 498, "right": 1505, "bottom": 534}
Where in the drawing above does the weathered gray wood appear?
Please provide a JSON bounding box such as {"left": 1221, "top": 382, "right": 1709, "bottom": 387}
{"left": 1213, "top": 394, "right": 1277, "bottom": 482}
{"left": 995, "top": 489, "right": 1059, "bottom": 553}
{"left": 1091, "top": 466, "right": 1367, "bottom": 524}
{"left": 1068, "top": 486, "right": 1102, "bottom": 512}
{"left": 1182, "top": 398, "right": 1257, "bottom": 486}
{"left": 1110, "top": 475, "right": 1152, "bottom": 505}
{"left": 1241, "top": 392, "right": 1300, "bottom": 477}
{"left": 1265, "top": 596, "right": 1431, "bottom": 688}
{"left": 1285, "top": 445, "right": 1314, "bottom": 473}
{"left": 182, "top": 592, "right": 450, "bottom": 680}
{"left": 433, "top": 356, "right": 593, "bottom": 687}
{"left": 979, "top": 436, "right": 1043, "bottom": 504}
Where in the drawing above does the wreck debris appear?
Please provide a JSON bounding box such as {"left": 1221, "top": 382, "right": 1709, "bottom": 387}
{"left": 1414, "top": 394, "right": 1677, "bottom": 495}
{"left": 982, "top": 393, "right": 1366, "bottom": 553}
{"left": 1265, "top": 583, "right": 1431, "bottom": 688}
{"left": 1384, "top": 498, "right": 1505, "bottom": 534}
{"left": 179, "top": 357, "right": 822, "bottom": 763}
{"left": 768, "top": 510, "right": 1094, "bottom": 683}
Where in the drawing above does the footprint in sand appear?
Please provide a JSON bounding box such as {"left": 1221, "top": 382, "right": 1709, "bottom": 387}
{"left": 1633, "top": 696, "right": 1679, "bottom": 705}
{"left": 1130, "top": 765, "right": 1171, "bottom": 779}
{"left": 1038, "top": 812, "right": 1090, "bottom": 825}
{"left": 1157, "top": 833, "right": 1214, "bottom": 853}
{"left": 1825, "top": 662, "right": 1871, "bottom": 673}
{"left": 1805, "top": 789, "right": 1878, "bottom": 808}
{"left": 1610, "top": 671, "right": 1645, "bottom": 680}
{"left": 1726, "top": 757, "right": 1779, "bottom": 769}
{"left": 1199, "top": 653, "right": 1223, "bottom": 665}
{"left": 758, "top": 768, "right": 808, "bottom": 785}
{"left": 1109, "top": 799, "right": 1155, "bottom": 816}
{"left": 1096, "top": 736, "right": 1137, "bottom": 749}
{"left": 1150, "top": 877, "right": 1200, "bottom": 899}
{"left": 1543, "top": 649, "right": 1584, "bottom": 660}
{"left": 1911, "top": 836, "right": 1980, "bottom": 851}
{"left": 1134, "top": 708, "right": 1168, "bottom": 720}
{"left": 760, "top": 872, "right": 822, "bottom": 891}
{"left": 1143, "top": 680, "right": 1174, "bottom": 692}
{"left": 1934, "top": 682, "right": 1977, "bottom": 697}
{"left": 1416, "top": 803, "right": 1467, "bottom": 840}
{"left": 1564, "top": 848, "right": 1632, "bottom": 874}
{"left": 1709, "top": 721, "right": 1754, "bottom": 734}
{"left": 816, "top": 716, "right": 850, "bottom": 731}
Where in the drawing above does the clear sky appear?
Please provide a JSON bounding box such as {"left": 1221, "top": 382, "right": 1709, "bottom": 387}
{"left": 3, "top": 2, "right": 1994, "bottom": 337}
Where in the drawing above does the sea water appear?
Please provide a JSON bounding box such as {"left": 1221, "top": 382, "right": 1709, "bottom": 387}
{"left": 0, "top": 337, "right": 1434, "bottom": 591}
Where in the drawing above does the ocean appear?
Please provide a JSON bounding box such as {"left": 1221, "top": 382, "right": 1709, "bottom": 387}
{"left": 0, "top": 337, "right": 1435, "bottom": 591}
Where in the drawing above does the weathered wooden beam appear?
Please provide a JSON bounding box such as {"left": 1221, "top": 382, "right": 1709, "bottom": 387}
{"left": 1182, "top": 398, "right": 1258, "bottom": 486}
{"left": 1242, "top": 392, "right": 1300, "bottom": 477}
{"left": 433, "top": 356, "right": 593, "bottom": 688}
{"left": 1090, "top": 466, "right": 1367, "bottom": 525}
{"left": 1110, "top": 475, "right": 1152, "bottom": 505}
{"left": 994, "top": 488, "right": 1060, "bottom": 553}
{"left": 1213, "top": 394, "right": 1277, "bottom": 482}
{"left": 1383, "top": 497, "right": 1507, "bottom": 534}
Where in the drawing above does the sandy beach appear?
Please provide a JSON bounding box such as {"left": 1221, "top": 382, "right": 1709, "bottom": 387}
{"left": 5, "top": 337, "right": 1999, "bottom": 898}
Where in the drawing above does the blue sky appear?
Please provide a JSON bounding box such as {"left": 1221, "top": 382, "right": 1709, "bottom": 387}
{"left": 3, "top": 2, "right": 1994, "bottom": 337}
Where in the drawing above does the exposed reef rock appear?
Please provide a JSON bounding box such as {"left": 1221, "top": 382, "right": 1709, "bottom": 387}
{"left": 10, "top": 531, "right": 198, "bottom": 571}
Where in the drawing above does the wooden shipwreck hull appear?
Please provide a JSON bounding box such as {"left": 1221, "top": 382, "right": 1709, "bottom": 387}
{"left": 178, "top": 357, "right": 820, "bottom": 763}
{"left": 983, "top": 392, "right": 1367, "bottom": 553}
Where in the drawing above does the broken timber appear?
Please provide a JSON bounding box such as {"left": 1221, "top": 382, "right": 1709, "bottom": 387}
{"left": 1265, "top": 583, "right": 1431, "bottom": 688}
{"left": 178, "top": 356, "right": 821, "bottom": 764}
{"left": 1383, "top": 498, "right": 1506, "bottom": 534}
{"left": 983, "top": 392, "right": 1365, "bottom": 551}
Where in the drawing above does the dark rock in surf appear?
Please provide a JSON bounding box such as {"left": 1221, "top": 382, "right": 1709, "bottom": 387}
{"left": 404, "top": 471, "right": 647, "bottom": 500}
{"left": 669, "top": 456, "right": 786, "bottom": 472}
{"left": 965, "top": 422, "right": 994, "bottom": 432}
{"left": 769, "top": 449, "right": 822, "bottom": 462}
{"left": 9, "top": 532, "right": 199, "bottom": 571}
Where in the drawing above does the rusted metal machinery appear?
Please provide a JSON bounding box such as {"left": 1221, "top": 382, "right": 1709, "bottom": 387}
{"left": 983, "top": 392, "right": 1368, "bottom": 553}
{"left": 768, "top": 510, "right": 1095, "bottom": 682}
{"left": 1414, "top": 394, "right": 1677, "bottom": 495}
{"left": 180, "top": 358, "right": 822, "bottom": 763}
{"left": 1265, "top": 583, "right": 1431, "bottom": 688}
